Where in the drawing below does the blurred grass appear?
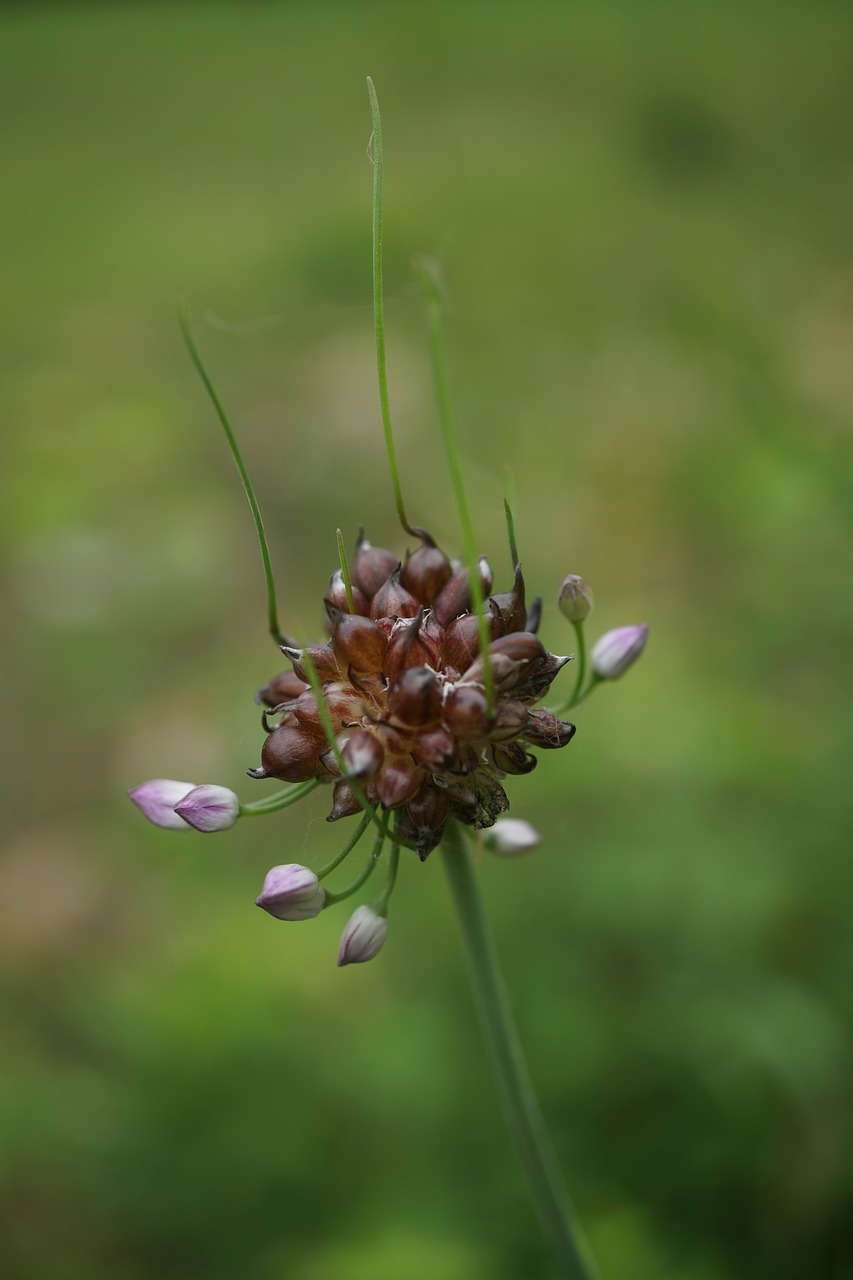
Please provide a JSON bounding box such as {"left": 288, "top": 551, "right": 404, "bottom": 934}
{"left": 1, "top": 2, "right": 852, "bottom": 1277}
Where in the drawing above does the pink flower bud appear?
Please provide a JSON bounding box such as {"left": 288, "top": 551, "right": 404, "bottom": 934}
{"left": 558, "top": 575, "right": 594, "bottom": 623}
{"left": 590, "top": 624, "right": 648, "bottom": 679}
{"left": 484, "top": 818, "right": 541, "bottom": 856}
{"left": 255, "top": 865, "right": 325, "bottom": 921}
{"left": 129, "top": 779, "right": 195, "bottom": 830}
{"left": 173, "top": 784, "right": 240, "bottom": 833}
{"left": 337, "top": 904, "right": 388, "bottom": 966}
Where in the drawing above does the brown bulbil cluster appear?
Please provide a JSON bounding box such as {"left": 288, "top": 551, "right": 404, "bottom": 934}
{"left": 253, "top": 531, "right": 575, "bottom": 858}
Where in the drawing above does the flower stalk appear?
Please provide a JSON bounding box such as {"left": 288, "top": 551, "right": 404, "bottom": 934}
{"left": 441, "top": 818, "right": 597, "bottom": 1280}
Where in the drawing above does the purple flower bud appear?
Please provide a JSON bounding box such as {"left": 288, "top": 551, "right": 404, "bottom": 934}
{"left": 129, "top": 779, "right": 195, "bottom": 830}
{"left": 484, "top": 818, "right": 541, "bottom": 856}
{"left": 255, "top": 864, "right": 326, "bottom": 921}
{"left": 590, "top": 624, "right": 648, "bottom": 679}
{"left": 558, "top": 574, "right": 594, "bottom": 623}
{"left": 173, "top": 784, "right": 240, "bottom": 833}
{"left": 337, "top": 904, "right": 388, "bottom": 966}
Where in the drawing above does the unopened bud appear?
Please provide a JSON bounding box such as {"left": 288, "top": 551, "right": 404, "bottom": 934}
{"left": 256, "top": 864, "right": 325, "bottom": 920}
{"left": 484, "top": 818, "right": 541, "bottom": 856}
{"left": 337, "top": 904, "right": 388, "bottom": 966}
{"left": 590, "top": 624, "right": 648, "bottom": 679}
{"left": 129, "top": 779, "right": 195, "bottom": 830}
{"left": 174, "top": 784, "right": 240, "bottom": 833}
{"left": 558, "top": 575, "right": 594, "bottom": 623}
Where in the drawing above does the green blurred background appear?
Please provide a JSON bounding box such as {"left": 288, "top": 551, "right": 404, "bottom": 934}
{"left": 2, "top": 3, "right": 851, "bottom": 1277}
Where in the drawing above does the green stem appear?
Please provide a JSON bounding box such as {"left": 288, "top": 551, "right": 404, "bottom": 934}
{"left": 336, "top": 528, "right": 356, "bottom": 613}
{"left": 441, "top": 820, "right": 597, "bottom": 1280}
{"left": 239, "top": 779, "right": 319, "bottom": 815}
{"left": 569, "top": 621, "right": 586, "bottom": 707}
{"left": 317, "top": 810, "right": 374, "bottom": 881}
{"left": 366, "top": 77, "right": 417, "bottom": 539}
{"left": 178, "top": 300, "right": 289, "bottom": 649}
{"left": 323, "top": 825, "right": 385, "bottom": 905}
{"left": 415, "top": 258, "right": 495, "bottom": 714}
{"left": 373, "top": 839, "right": 400, "bottom": 915}
{"left": 504, "top": 496, "right": 520, "bottom": 570}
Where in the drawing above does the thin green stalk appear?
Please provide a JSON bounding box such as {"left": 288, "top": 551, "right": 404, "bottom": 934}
{"left": 323, "top": 825, "right": 386, "bottom": 905}
{"left": 178, "top": 300, "right": 288, "bottom": 648}
{"left": 569, "top": 621, "right": 586, "bottom": 707}
{"left": 415, "top": 258, "right": 495, "bottom": 713}
{"left": 441, "top": 820, "right": 597, "bottom": 1280}
{"left": 373, "top": 838, "right": 400, "bottom": 915}
{"left": 554, "top": 630, "right": 602, "bottom": 716}
{"left": 239, "top": 779, "right": 319, "bottom": 815}
{"left": 366, "top": 77, "right": 417, "bottom": 540}
{"left": 317, "top": 810, "right": 374, "bottom": 881}
{"left": 504, "top": 497, "right": 520, "bottom": 570}
{"left": 336, "top": 528, "right": 356, "bottom": 613}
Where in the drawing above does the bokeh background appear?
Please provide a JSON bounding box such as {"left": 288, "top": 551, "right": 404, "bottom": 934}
{"left": 2, "top": 3, "right": 852, "bottom": 1277}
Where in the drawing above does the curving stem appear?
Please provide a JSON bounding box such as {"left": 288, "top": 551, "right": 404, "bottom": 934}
{"left": 440, "top": 818, "right": 597, "bottom": 1280}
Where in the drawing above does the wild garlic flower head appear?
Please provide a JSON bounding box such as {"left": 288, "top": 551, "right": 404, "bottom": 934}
{"left": 251, "top": 531, "right": 574, "bottom": 859}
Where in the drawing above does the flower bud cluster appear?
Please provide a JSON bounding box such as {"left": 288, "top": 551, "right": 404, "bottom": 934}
{"left": 253, "top": 531, "right": 575, "bottom": 857}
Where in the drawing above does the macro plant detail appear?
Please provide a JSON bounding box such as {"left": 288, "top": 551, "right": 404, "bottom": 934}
{"left": 129, "top": 80, "right": 648, "bottom": 1280}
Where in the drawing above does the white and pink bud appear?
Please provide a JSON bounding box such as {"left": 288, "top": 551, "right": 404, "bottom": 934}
{"left": 337, "top": 904, "right": 388, "bottom": 966}
{"left": 484, "top": 818, "right": 541, "bottom": 856}
{"left": 255, "top": 864, "right": 326, "bottom": 921}
{"left": 558, "top": 574, "right": 594, "bottom": 623}
{"left": 174, "top": 784, "right": 240, "bottom": 833}
{"left": 129, "top": 779, "right": 196, "bottom": 830}
{"left": 590, "top": 624, "right": 648, "bottom": 679}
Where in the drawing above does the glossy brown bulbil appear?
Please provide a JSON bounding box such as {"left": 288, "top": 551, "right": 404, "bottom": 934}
{"left": 253, "top": 531, "right": 575, "bottom": 858}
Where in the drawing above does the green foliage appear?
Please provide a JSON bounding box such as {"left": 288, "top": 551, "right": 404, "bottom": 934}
{"left": 1, "top": 2, "right": 852, "bottom": 1277}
